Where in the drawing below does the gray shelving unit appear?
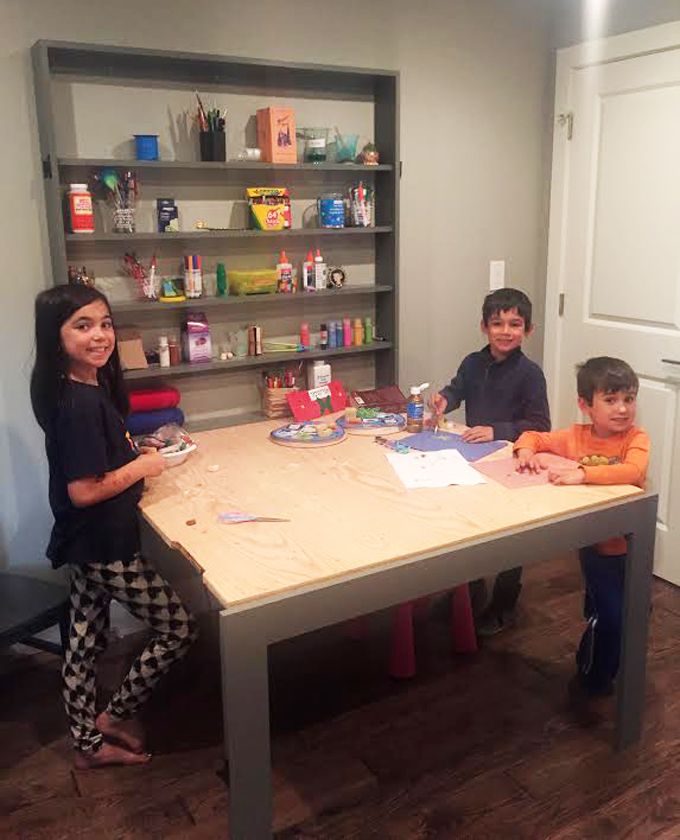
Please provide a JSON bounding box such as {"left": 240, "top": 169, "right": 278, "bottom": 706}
{"left": 32, "top": 41, "right": 399, "bottom": 425}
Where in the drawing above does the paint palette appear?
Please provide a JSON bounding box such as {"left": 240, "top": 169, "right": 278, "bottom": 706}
{"left": 270, "top": 421, "right": 346, "bottom": 448}
{"left": 337, "top": 410, "right": 406, "bottom": 435}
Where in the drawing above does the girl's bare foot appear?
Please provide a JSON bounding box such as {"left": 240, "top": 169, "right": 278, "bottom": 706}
{"left": 73, "top": 741, "right": 151, "bottom": 769}
{"left": 95, "top": 710, "right": 146, "bottom": 754}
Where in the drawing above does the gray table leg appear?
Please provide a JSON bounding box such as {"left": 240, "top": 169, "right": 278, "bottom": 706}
{"left": 617, "top": 496, "right": 657, "bottom": 750}
{"left": 220, "top": 610, "right": 272, "bottom": 839}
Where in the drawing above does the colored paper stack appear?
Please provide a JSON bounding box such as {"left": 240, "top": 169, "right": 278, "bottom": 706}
{"left": 127, "top": 386, "right": 184, "bottom": 436}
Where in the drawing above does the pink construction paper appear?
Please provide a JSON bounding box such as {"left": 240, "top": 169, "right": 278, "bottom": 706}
{"left": 474, "top": 454, "right": 580, "bottom": 489}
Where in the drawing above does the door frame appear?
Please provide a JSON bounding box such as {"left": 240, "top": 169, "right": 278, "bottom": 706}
{"left": 543, "top": 21, "right": 680, "bottom": 416}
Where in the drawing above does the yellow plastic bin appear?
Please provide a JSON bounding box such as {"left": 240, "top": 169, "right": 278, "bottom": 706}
{"left": 227, "top": 269, "right": 278, "bottom": 295}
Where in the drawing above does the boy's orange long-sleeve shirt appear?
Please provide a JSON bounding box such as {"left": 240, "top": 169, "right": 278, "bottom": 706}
{"left": 514, "top": 424, "right": 650, "bottom": 555}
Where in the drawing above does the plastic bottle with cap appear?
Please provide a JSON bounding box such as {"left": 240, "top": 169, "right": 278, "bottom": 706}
{"left": 159, "top": 335, "right": 170, "bottom": 368}
{"left": 313, "top": 248, "right": 327, "bottom": 290}
{"left": 406, "top": 382, "right": 429, "bottom": 432}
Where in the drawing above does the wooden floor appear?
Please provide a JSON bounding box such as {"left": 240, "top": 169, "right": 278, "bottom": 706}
{"left": 3, "top": 555, "right": 680, "bottom": 839}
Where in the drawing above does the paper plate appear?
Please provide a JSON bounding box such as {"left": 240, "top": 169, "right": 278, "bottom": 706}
{"left": 270, "top": 421, "right": 345, "bottom": 448}
{"left": 337, "top": 412, "right": 406, "bottom": 435}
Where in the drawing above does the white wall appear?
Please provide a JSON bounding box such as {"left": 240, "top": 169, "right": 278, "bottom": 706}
{"left": 550, "top": 0, "right": 680, "bottom": 48}
{"left": 0, "top": 0, "right": 559, "bottom": 572}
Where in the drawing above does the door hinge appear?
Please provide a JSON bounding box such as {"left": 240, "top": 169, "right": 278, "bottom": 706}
{"left": 558, "top": 292, "right": 565, "bottom": 316}
{"left": 42, "top": 155, "right": 52, "bottom": 179}
{"left": 557, "top": 112, "right": 574, "bottom": 140}
{"left": 399, "top": 160, "right": 403, "bottom": 178}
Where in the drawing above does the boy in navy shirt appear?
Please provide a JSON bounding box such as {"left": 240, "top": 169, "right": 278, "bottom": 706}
{"left": 431, "top": 288, "right": 550, "bottom": 635}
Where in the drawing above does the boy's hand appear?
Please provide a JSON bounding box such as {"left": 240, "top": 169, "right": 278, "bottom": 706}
{"left": 549, "top": 467, "right": 585, "bottom": 486}
{"left": 515, "top": 448, "right": 544, "bottom": 473}
{"left": 462, "top": 425, "right": 493, "bottom": 443}
{"left": 139, "top": 450, "right": 166, "bottom": 478}
{"left": 429, "top": 392, "right": 447, "bottom": 417}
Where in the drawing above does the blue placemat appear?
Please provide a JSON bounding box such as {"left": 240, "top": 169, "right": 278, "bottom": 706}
{"left": 399, "top": 430, "right": 507, "bottom": 462}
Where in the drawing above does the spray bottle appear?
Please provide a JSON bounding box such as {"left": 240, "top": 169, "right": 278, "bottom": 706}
{"left": 406, "top": 382, "right": 429, "bottom": 433}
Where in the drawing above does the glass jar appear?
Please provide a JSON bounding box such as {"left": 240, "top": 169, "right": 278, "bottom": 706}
{"left": 304, "top": 128, "right": 329, "bottom": 163}
{"left": 113, "top": 207, "right": 136, "bottom": 234}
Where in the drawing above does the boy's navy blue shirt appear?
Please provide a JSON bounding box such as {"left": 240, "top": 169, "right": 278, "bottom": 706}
{"left": 45, "top": 380, "right": 143, "bottom": 569}
{"left": 439, "top": 345, "right": 550, "bottom": 441}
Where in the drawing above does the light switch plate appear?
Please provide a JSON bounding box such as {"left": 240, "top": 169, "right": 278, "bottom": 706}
{"left": 489, "top": 260, "right": 505, "bottom": 291}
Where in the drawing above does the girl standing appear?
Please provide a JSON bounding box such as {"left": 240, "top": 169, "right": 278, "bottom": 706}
{"left": 31, "top": 284, "right": 197, "bottom": 768}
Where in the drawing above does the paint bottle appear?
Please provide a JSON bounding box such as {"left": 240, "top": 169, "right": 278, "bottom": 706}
{"left": 68, "top": 184, "right": 95, "bottom": 233}
{"left": 364, "top": 316, "right": 373, "bottom": 344}
{"left": 353, "top": 318, "right": 364, "bottom": 346}
{"left": 406, "top": 382, "right": 430, "bottom": 433}
{"left": 276, "top": 250, "right": 293, "bottom": 293}
{"left": 159, "top": 335, "right": 170, "bottom": 368}
{"left": 320, "top": 322, "right": 328, "bottom": 350}
{"left": 342, "top": 317, "right": 352, "bottom": 348}
{"left": 216, "top": 262, "right": 228, "bottom": 296}
{"left": 334, "top": 320, "right": 344, "bottom": 348}
{"left": 300, "top": 321, "right": 310, "bottom": 349}
{"left": 327, "top": 320, "right": 336, "bottom": 349}
{"left": 168, "top": 335, "right": 181, "bottom": 366}
{"left": 192, "top": 254, "right": 203, "bottom": 298}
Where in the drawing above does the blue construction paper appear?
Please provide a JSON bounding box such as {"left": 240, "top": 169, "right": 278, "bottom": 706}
{"left": 399, "top": 430, "right": 506, "bottom": 462}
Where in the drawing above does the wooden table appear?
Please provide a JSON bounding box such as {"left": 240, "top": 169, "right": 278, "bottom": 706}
{"left": 140, "top": 420, "right": 658, "bottom": 840}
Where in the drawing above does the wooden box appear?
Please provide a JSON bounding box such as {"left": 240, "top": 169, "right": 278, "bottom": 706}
{"left": 256, "top": 107, "right": 297, "bottom": 163}
{"left": 262, "top": 386, "right": 297, "bottom": 419}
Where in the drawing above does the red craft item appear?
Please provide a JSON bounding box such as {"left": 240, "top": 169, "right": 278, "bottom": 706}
{"left": 286, "top": 380, "right": 347, "bottom": 421}
{"left": 129, "top": 387, "right": 181, "bottom": 413}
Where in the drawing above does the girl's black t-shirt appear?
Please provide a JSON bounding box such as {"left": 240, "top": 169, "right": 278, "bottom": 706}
{"left": 45, "top": 380, "right": 143, "bottom": 568}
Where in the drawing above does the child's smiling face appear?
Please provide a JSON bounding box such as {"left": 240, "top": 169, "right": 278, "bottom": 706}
{"left": 481, "top": 306, "right": 530, "bottom": 360}
{"left": 579, "top": 389, "right": 637, "bottom": 438}
{"left": 60, "top": 299, "right": 115, "bottom": 378}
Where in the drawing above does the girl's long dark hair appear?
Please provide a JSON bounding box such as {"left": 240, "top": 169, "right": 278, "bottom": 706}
{"left": 31, "top": 284, "right": 129, "bottom": 431}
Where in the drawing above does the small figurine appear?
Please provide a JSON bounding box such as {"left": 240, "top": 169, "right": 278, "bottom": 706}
{"left": 360, "top": 142, "right": 379, "bottom": 165}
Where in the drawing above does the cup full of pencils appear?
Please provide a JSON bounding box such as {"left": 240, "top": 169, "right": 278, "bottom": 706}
{"left": 195, "top": 92, "right": 226, "bottom": 162}
{"left": 93, "top": 168, "right": 138, "bottom": 234}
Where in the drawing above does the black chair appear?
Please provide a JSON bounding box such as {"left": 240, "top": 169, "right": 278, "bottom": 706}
{"left": 0, "top": 573, "right": 70, "bottom": 655}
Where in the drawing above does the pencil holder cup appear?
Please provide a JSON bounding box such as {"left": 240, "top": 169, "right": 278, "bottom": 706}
{"left": 199, "top": 131, "right": 226, "bottom": 162}
{"left": 113, "top": 208, "right": 136, "bottom": 234}
{"left": 134, "top": 134, "right": 159, "bottom": 161}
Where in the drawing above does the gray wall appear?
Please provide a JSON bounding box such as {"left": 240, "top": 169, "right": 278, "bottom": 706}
{"left": 2, "top": 0, "right": 676, "bottom": 573}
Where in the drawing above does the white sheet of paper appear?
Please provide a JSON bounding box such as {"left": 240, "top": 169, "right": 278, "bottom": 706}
{"left": 385, "top": 448, "right": 487, "bottom": 489}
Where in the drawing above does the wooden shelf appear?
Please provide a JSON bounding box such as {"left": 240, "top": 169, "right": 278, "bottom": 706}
{"left": 123, "top": 341, "right": 393, "bottom": 380}
{"left": 66, "top": 227, "right": 391, "bottom": 244}
{"left": 33, "top": 40, "right": 399, "bottom": 407}
{"left": 112, "top": 284, "right": 393, "bottom": 316}
{"left": 58, "top": 157, "right": 393, "bottom": 173}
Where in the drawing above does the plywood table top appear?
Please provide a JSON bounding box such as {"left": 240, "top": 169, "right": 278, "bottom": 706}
{"left": 139, "top": 419, "right": 642, "bottom": 609}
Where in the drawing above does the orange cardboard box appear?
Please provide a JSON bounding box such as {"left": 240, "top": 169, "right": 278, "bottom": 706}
{"left": 256, "top": 107, "right": 297, "bottom": 163}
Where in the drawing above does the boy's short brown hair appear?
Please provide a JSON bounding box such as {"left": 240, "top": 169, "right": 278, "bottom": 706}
{"left": 577, "top": 357, "right": 639, "bottom": 405}
{"left": 482, "top": 288, "right": 532, "bottom": 331}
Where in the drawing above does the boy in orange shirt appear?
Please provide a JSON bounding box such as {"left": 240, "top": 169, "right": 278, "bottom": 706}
{"left": 514, "top": 357, "right": 650, "bottom": 696}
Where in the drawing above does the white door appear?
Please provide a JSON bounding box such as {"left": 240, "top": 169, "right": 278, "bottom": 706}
{"left": 544, "top": 23, "right": 680, "bottom": 583}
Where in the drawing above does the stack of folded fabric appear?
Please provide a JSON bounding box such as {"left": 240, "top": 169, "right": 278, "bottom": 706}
{"left": 127, "top": 386, "right": 184, "bottom": 436}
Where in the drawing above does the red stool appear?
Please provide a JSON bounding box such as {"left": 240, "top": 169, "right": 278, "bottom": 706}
{"left": 388, "top": 585, "right": 477, "bottom": 679}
